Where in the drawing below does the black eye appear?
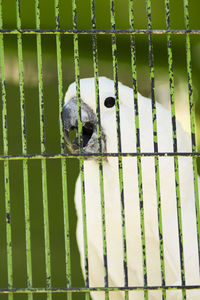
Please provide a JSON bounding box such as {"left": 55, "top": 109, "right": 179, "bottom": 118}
{"left": 104, "top": 97, "right": 115, "bottom": 108}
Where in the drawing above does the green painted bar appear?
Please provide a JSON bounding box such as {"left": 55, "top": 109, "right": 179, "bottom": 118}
{"left": 54, "top": 0, "right": 72, "bottom": 299}
{"left": 1, "top": 152, "right": 200, "bottom": 162}
{"left": 110, "top": 1, "right": 129, "bottom": 299}
{"left": 164, "top": 0, "right": 177, "bottom": 146}
{"left": 72, "top": 1, "right": 90, "bottom": 299}
{"left": 1, "top": 29, "right": 200, "bottom": 35}
{"left": 1, "top": 284, "right": 200, "bottom": 294}
{"left": 129, "top": 1, "right": 149, "bottom": 299}
{"left": 16, "top": 1, "right": 33, "bottom": 299}
{"left": 183, "top": 0, "right": 200, "bottom": 271}
{"left": 0, "top": 1, "right": 13, "bottom": 299}
{"left": 165, "top": 0, "right": 189, "bottom": 298}
{"left": 164, "top": 2, "right": 178, "bottom": 297}
{"left": 145, "top": 0, "right": 167, "bottom": 299}
{"left": 164, "top": 3, "right": 187, "bottom": 299}
{"left": 35, "top": 1, "right": 52, "bottom": 299}
{"left": 163, "top": 0, "right": 187, "bottom": 298}
{"left": 174, "top": 158, "right": 186, "bottom": 300}
{"left": 90, "top": 1, "right": 109, "bottom": 299}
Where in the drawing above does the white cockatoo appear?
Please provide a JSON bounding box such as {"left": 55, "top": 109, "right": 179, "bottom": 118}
{"left": 62, "top": 77, "right": 200, "bottom": 299}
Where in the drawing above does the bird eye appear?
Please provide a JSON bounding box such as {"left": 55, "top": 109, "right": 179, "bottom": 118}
{"left": 104, "top": 97, "right": 115, "bottom": 108}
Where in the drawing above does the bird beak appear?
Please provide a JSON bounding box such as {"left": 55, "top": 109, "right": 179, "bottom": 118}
{"left": 62, "top": 97, "right": 101, "bottom": 154}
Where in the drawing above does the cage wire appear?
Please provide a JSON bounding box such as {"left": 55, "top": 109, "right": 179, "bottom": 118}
{"left": 0, "top": 0, "right": 200, "bottom": 300}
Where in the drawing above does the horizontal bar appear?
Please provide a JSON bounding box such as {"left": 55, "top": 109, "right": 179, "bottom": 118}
{"left": 1, "top": 285, "right": 200, "bottom": 294}
{"left": 0, "top": 152, "right": 200, "bottom": 161}
{"left": 0, "top": 29, "right": 200, "bottom": 35}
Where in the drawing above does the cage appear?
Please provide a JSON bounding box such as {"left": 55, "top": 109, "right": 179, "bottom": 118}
{"left": 0, "top": 0, "right": 200, "bottom": 299}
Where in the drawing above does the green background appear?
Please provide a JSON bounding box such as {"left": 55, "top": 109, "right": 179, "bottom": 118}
{"left": 0, "top": 0, "right": 200, "bottom": 299}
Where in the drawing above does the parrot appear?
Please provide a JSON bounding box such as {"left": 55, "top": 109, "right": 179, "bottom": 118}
{"left": 61, "top": 77, "right": 200, "bottom": 299}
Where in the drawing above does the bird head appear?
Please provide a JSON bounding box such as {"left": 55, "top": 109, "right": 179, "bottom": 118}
{"left": 61, "top": 77, "right": 134, "bottom": 155}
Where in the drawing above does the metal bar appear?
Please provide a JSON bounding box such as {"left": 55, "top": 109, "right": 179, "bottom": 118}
{"left": 183, "top": 0, "right": 200, "bottom": 273}
{"left": 1, "top": 285, "right": 200, "bottom": 294}
{"left": 35, "top": 1, "right": 52, "bottom": 299}
{"left": 110, "top": 1, "right": 129, "bottom": 299}
{"left": 90, "top": 1, "right": 109, "bottom": 299}
{"left": 165, "top": 3, "right": 187, "bottom": 298}
{"left": 0, "top": 1, "right": 13, "bottom": 300}
{"left": 160, "top": 0, "right": 187, "bottom": 297}
{"left": 1, "top": 29, "right": 200, "bottom": 35}
{"left": 145, "top": 0, "right": 166, "bottom": 299}
{"left": 72, "top": 1, "right": 90, "bottom": 299}
{"left": 129, "top": 1, "right": 149, "bottom": 299}
{"left": 54, "top": 1, "right": 72, "bottom": 298}
{"left": 1, "top": 152, "right": 200, "bottom": 161}
{"left": 164, "top": 0, "right": 177, "bottom": 150}
{"left": 16, "top": 2, "right": 33, "bottom": 299}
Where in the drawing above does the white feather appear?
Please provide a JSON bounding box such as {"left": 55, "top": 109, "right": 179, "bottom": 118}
{"left": 65, "top": 77, "right": 200, "bottom": 299}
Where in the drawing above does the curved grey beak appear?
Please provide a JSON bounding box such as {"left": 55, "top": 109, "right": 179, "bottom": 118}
{"left": 61, "top": 98, "right": 106, "bottom": 154}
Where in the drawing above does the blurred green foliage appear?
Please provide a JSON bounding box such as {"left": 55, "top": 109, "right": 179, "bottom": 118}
{"left": 2, "top": 0, "right": 200, "bottom": 30}
{"left": 0, "top": 1, "right": 200, "bottom": 300}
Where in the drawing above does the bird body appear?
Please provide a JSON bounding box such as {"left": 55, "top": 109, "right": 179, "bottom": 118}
{"left": 62, "top": 77, "right": 200, "bottom": 299}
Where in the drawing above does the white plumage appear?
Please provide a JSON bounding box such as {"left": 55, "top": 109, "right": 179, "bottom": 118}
{"left": 64, "top": 77, "right": 200, "bottom": 299}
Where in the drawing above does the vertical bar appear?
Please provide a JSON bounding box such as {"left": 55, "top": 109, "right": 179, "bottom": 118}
{"left": 164, "top": 1, "right": 187, "bottom": 298}
{"left": 16, "top": 1, "right": 33, "bottom": 299}
{"left": 54, "top": 1, "right": 72, "bottom": 299}
{"left": 164, "top": 1, "right": 186, "bottom": 298}
{"left": 164, "top": 0, "right": 177, "bottom": 152}
{"left": 109, "top": 1, "right": 129, "bottom": 299}
{"left": 35, "top": 1, "right": 52, "bottom": 299}
{"left": 0, "top": 1, "right": 13, "bottom": 299}
{"left": 164, "top": 5, "right": 185, "bottom": 290}
{"left": 183, "top": 0, "right": 200, "bottom": 272}
{"left": 72, "top": 1, "right": 90, "bottom": 299}
{"left": 90, "top": 1, "right": 109, "bottom": 299}
{"left": 129, "top": 1, "right": 149, "bottom": 299}
{"left": 144, "top": 0, "right": 167, "bottom": 299}
{"left": 146, "top": 0, "right": 186, "bottom": 298}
